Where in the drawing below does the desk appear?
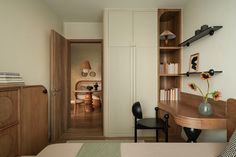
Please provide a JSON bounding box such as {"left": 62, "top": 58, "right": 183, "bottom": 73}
{"left": 159, "top": 93, "right": 227, "bottom": 142}
{"left": 75, "top": 90, "right": 101, "bottom": 113}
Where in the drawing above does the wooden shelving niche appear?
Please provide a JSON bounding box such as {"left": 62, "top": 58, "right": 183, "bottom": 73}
{"left": 158, "top": 9, "right": 183, "bottom": 142}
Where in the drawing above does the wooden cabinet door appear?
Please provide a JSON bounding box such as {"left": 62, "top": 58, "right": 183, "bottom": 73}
{"left": 0, "top": 88, "right": 19, "bottom": 129}
{"left": 20, "top": 86, "right": 48, "bottom": 155}
{"left": 0, "top": 125, "right": 18, "bottom": 157}
{"left": 0, "top": 88, "right": 19, "bottom": 157}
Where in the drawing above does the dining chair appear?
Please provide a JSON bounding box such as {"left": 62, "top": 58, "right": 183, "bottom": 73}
{"left": 132, "top": 102, "right": 169, "bottom": 142}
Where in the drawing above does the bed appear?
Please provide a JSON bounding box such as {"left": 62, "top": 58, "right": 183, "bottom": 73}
{"left": 37, "top": 143, "right": 227, "bottom": 157}
{"left": 36, "top": 98, "right": 236, "bottom": 157}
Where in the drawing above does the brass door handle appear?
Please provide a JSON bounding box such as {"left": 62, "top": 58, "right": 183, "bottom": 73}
{"left": 51, "top": 89, "right": 60, "bottom": 95}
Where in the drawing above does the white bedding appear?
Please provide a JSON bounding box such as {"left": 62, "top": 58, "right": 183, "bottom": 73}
{"left": 37, "top": 143, "right": 227, "bottom": 157}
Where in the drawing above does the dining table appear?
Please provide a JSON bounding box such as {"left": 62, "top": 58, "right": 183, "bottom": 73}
{"left": 74, "top": 89, "right": 101, "bottom": 113}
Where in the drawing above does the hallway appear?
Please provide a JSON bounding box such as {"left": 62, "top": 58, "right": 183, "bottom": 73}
{"left": 69, "top": 103, "right": 103, "bottom": 137}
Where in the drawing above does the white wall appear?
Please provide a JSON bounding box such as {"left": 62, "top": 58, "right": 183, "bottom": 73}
{"left": 0, "top": 0, "right": 63, "bottom": 90}
{"left": 64, "top": 22, "right": 103, "bottom": 39}
{"left": 182, "top": 0, "right": 236, "bottom": 142}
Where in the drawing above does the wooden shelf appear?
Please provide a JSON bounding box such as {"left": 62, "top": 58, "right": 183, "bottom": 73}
{"left": 179, "top": 69, "right": 223, "bottom": 77}
{"left": 160, "top": 70, "right": 222, "bottom": 77}
{"left": 160, "top": 47, "right": 181, "bottom": 50}
{"left": 160, "top": 74, "right": 180, "bottom": 77}
{"left": 158, "top": 9, "right": 182, "bottom": 98}
{"left": 158, "top": 9, "right": 182, "bottom": 141}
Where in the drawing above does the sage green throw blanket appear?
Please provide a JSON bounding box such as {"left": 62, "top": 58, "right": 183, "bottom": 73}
{"left": 76, "top": 143, "right": 121, "bottom": 157}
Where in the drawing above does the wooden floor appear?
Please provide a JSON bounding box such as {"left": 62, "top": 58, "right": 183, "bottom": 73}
{"left": 62, "top": 103, "right": 184, "bottom": 142}
{"left": 68, "top": 103, "right": 103, "bottom": 138}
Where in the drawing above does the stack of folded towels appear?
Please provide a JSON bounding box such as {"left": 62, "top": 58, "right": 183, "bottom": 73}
{"left": 0, "top": 72, "right": 25, "bottom": 86}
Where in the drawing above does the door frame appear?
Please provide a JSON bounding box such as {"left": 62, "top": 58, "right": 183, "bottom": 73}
{"left": 66, "top": 39, "right": 104, "bottom": 138}
{"left": 50, "top": 32, "right": 104, "bottom": 141}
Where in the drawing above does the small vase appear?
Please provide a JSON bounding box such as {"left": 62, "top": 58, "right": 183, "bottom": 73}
{"left": 198, "top": 102, "right": 213, "bottom": 116}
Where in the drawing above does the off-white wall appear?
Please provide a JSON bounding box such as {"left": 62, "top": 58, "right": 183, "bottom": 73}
{"left": 63, "top": 22, "right": 103, "bottom": 39}
{"left": 70, "top": 43, "right": 102, "bottom": 99}
{"left": 0, "top": 0, "right": 63, "bottom": 90}
{"left": 182, "top": 0, "right": 236, "bottom": 142}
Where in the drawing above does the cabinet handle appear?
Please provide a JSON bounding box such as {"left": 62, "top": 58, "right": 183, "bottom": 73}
{"left": 43, "top": 89, "right": 48, "bottom": 94}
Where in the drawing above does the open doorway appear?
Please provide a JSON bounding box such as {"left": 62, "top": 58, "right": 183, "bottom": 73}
{"left": 69, "top": 40, "right": 103, "bottom": 137}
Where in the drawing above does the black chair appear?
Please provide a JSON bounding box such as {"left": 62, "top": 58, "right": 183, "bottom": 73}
{"left": 132, "top": 102, "right": 169, "bottom": 143}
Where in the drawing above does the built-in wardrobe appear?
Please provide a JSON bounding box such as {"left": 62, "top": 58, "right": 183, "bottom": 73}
{"left": 103, "top": 9, "right": 158, "bottom": 137}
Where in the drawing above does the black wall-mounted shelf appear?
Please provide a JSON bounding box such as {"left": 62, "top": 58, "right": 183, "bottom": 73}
{"left": 179, "top": 69, "right": 223, "bottom": 77}
{"left": 179, "top": 26, "right": 223, "bottom": 47}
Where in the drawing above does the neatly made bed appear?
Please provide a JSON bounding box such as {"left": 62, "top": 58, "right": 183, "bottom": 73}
{"left": 37, "top": 143, "right": 227, "bottom": 157}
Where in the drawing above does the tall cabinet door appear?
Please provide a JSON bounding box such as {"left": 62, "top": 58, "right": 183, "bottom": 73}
{"left": 104, "top": 9, "right": 157, "bottom": 137}
{"left": 134, "top": 47, "right": 157, "bottom": 117}
{"left": 133, "top": 11, "right": 158, "bottom": 47}
{"left": 104, "top": 10, "right": 134, "bottom": 136}
{"left": 108, "top": 10, "right": 132, "bottom": 46}
{"left": 133, "top": 11, "right": 157, "bottom": 117}
{"left": 108, "top": 47, "right": 133, "bottom": 136}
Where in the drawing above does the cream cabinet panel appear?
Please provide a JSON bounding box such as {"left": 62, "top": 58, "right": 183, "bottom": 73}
{"left": 108, "top": 10, "right": 133, "bottom": 46}
{"left": 104, "top": 9, "right": 158, "bottom": 137}
{"left": 133, "top": 11, "right": 157, "bottom": 47}
{"left": 134, "top": 47, "right": 157, "bottom": 118}
{"left": 108, "top": 46, "right": 133, "bottom": 135}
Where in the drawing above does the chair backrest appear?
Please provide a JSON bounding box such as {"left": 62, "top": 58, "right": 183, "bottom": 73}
{"left": 132, "top": 102, "right": 143, "bottom": 119}
{"left": 74, "top": 80, "right": 102, "bottom": 99}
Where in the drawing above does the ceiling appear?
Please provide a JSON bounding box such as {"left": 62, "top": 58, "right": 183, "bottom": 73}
{"left": 43, "top": 0, "right": 188, "bottom": 22}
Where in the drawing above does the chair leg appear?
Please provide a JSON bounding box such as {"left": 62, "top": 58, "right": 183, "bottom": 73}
{"left": 164, "top": 114, "right": 169, "bottom": 142}
{"left": 165, "top": 128, "right": 168, "bottom": 142}
{"left": 156, "top": 129, "right": 159, "bottom": 142}
{"left": 134, "top": 127, "right": 137, "bottom": 143}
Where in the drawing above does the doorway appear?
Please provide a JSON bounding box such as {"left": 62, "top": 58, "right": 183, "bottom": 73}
{"left": 68, "top": 40, "right": 103, "bottom": 137}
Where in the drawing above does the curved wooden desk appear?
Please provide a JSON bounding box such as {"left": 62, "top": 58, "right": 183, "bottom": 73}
{"left": 159, "top": 101, "right": 227, "bottom": 129}
{"left": 159, "top": 95, "right": 227, "bottom": 142}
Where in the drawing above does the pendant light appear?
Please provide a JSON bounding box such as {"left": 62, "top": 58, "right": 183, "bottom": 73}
{"left": 160, "top": 30, "right": 176, "bottom": 45}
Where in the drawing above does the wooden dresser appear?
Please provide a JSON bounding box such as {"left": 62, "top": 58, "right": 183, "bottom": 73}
{"left": 0, "top": 85, "right": 48, "bottom": 157}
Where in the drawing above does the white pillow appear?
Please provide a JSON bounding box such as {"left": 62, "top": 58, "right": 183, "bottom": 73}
{"left": 218, "top": 130, "right": 236, "bottom": 157}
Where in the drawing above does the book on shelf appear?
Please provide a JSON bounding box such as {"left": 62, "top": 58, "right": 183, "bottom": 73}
{"left": 0, "top": 72, "right": 20, "bottom": 76}
{"left": 0, "top": 77, "right": 23, "bottom": 81}
{"left": 0, "top": 72, "right": 24, "bottom": 85}
{"left": 160, "top": 63, "right": 178, "bottom": 75}
{"left": 0, "top": 80, "right": 24, "bottom": 83}
{"left": 0, "top": 76, "right": 22, "bottom": 78}
{"left": 0, "top": 82, "right": 25, "bottom": 86}
{"left": 160, "top": 88, "right": 179, "bottom": 101}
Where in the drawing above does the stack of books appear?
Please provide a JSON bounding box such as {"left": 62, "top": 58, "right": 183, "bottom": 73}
{"left": 160, "top": 88, "right": 179, "bottom": 101}
{"left": 160, "top": 63, "right": 179, "bottom": 74}
{"left": 0, "top": 72, "right": 25, "bottom": 86}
